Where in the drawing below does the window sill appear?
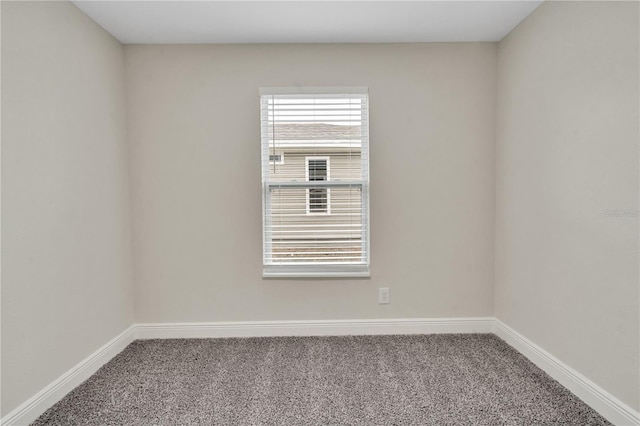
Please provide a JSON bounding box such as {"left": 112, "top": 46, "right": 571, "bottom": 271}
{"left": 263, "top": 265, "right": 370, "bottom": 279}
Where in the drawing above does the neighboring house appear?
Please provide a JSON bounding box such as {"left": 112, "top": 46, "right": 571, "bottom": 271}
{"left": 266, "top": 123, "right": 364, "bottom": 263}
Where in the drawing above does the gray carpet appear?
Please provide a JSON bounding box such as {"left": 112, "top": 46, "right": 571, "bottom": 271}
{"left": 33, "top": 334, "right": 610, "bottom": 425}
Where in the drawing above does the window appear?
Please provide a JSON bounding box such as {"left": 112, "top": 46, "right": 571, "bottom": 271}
{"left": 260, "top": 87, "right": 370, "bottom": 278}
{"left": 306, "top": 157, "right": 330, "bottom": 215}
{"left": 269, "top": 152, "right": 284, "bottom": 165}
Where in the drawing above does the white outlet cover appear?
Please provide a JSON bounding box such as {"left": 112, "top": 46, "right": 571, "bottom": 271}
{"left": 379, "top": 288, "right": 390, "bottom": 304}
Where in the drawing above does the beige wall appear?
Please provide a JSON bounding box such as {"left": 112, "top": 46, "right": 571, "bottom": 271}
{"left": 495, "top": 1, "right": 639, "bottom": 411}
{"left": 125, "top": 43, "right": 497, "bottom": 323}
{"left": 1, "top": 1, "right": 133, "bottom": 415}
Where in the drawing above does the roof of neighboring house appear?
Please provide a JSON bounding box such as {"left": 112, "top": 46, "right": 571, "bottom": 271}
{"left": 267, "top": 123, "right": 363, "bottom": 147}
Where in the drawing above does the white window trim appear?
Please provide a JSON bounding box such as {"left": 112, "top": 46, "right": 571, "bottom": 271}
{"left": 305, "top": 156, "right": 331, "bottom": 216}
{"left": 260, "top": 86, "right": 369, "bottom": 95}
{"left": 260, "top": 86, "right": 370, "bottom": 279}
{"left": 263, "top": 264, "right": 370, "bottom": 278}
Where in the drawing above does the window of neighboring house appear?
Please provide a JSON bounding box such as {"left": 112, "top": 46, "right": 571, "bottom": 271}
{"left": 260, "top": 87, "right": 370, "bottom": 278}
{"left": 269, "top": 152, "right": 284, "bottom": 165}
{"left": 306, "top": 157, "right": 330, "bottom": 215}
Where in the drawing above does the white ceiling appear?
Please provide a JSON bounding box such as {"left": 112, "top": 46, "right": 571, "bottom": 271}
{"left": 72, "top": 1, "right": 543, "bottom": 44}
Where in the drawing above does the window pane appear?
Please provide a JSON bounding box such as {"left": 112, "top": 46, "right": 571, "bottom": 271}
{"left": 309, "top": 188, "right": 328, "bottom": 213}
{"left": 267, "top": 186, "right": 364, "bottom": 263}
{"left": 308, "top": 160, "right": 327, "bottom": 181}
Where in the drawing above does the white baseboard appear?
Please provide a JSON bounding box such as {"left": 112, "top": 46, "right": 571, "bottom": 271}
{"left": 134, "top": 317, "right": 494, "bottom": 339}
{"left": 493, "top": 319, "right": 640, "bottom": 426}
{"left": 3, "top": 318, "right": 638, "bottom": 426}
{"left": 1, "top": 325, "right": 136, "bottom": 426}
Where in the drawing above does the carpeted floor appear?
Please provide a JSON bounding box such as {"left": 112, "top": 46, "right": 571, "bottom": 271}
{"left": 33, "top": 334, "right": 610, "bottom": 425}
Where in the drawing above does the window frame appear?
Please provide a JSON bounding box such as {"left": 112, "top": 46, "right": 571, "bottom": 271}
{"left": 269, "top": 151, "right": 284, "bottom": 165}
{"left": 305, "top": 156, "right": 331, "bottom": 216}
{"left": 260, "top": 86, "right": 370, "bottom": 279}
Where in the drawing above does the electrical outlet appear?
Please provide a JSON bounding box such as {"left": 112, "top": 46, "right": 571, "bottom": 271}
{"left": 378, "top": 288, "right": 390, "bottom": 304}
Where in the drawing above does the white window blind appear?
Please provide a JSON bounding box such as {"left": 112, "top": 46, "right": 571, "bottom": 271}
{"left": 260, "top": 87, "right": 370, "bottom": 278}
